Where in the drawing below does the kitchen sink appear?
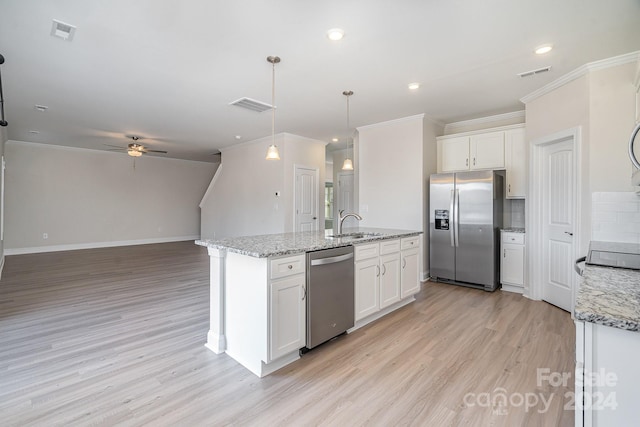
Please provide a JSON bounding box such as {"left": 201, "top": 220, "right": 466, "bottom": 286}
{"left": 326, "top": 232, "right": 383, "bottom": 240}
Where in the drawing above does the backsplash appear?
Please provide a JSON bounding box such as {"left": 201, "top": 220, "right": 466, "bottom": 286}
{"left": 592, "top": 192, "right": 640, "bottom": 243}
{"left": 504, "top": 199, "right": 526, "bottom": 229}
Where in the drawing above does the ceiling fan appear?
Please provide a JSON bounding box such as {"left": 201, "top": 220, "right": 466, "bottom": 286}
{"left": 105, "top": 135, "right": 168, "bottom": 157}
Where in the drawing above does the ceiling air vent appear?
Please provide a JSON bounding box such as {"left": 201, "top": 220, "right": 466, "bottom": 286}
{"left": 50, "top": 19, "right": 77, "bottom": 41}
{"left": 517, "top": 66, "right": 552, "bottom": 78}
{"left": 229, "top": 97, "right": 273, "bottom": 113}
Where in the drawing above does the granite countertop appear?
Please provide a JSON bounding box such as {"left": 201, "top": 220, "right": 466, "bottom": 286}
{"left": 575, "top": 265, "right": 640, "bottom": 332}
{"left": 502, "top": 228, "right": 526, "bottom": 233}
{"left": 196, "top": 227, "right": 422, "bottom": 258}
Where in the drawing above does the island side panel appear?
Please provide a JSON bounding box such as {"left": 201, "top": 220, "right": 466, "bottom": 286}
{"left": 205, "top": 247, "right": 226, "bottom": 354}
{"left": 224, "top": 252, "right": 269, "bottom": 376}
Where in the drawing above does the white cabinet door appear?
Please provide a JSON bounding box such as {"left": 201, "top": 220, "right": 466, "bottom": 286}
{"left": 470, "top": 131, "right": 505, "bottom": 170}
{"left": 441, "top": 136, "right": 470, "bottom": 172}
{"left": 379, "top": 253, "right": 401, "bottom": 308}
{"left": 401, "top": 248, "right": 420, "bottom": 298}
{"left": 269, "top": 275, "right": 306, "bottom": 361}
{"left": 501, "top": 243, "right": 524, "bottom": 286}
{"left": 355, "top": 257, "right": 380, "bottom": 321}
{"left": 505, "top": 127, "right": 527, "bottom": 198}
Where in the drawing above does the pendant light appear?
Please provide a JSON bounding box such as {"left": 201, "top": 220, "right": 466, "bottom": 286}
{"left": 265, "top": 56, "right": 281, "bottom": 160}
{"left": 341, "top": 90, "right": 354, "bottom": 170}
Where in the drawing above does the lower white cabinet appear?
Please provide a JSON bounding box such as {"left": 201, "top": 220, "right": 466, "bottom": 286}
{"left": 575, "top": 321, "right": 640, "bottom": 426}
{"left": 223, "top": 251, "right": 306, "bottom": 377}
{"left": 379, "top": 252, "right": 401, "bottom": 309}
{"left": 500, "top": 231, "right": 525, "bottom": 293}
{"left": 354, "top": 257, "right": 380, "bottom": 320}
{"left": 269, "top": 273, "right": 306, "bottom": 361}
{"left": 355, "top": 237, "right": 421, "bottom": 322}
{"left": 400, "top": 236, "right": 420, "bottom": 298}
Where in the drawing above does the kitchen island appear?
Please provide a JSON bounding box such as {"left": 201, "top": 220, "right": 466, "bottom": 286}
{"left": 196, "top": 227, "right": 422, "bottom": 377}
{"left": 574, "top": 264, "right": 640, "bottom": 426}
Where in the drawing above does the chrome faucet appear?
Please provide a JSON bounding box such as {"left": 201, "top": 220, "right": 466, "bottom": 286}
{"left": 338, "top": 209, "right": 363, "bottom": 235}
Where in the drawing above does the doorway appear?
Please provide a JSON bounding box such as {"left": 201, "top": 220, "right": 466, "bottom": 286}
{"left": 294, "top": 165, "right": 319, "bottom": 232}
{"left": 336, "top": 171, "right": 355, "bottom": 229}
{"left": 529, "top": 127, "right": 581, "bottom": 312}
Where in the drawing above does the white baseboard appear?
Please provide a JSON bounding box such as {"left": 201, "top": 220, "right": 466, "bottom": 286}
{"left": 4, "top": 235, "right": 200, "bottom": 255}
{"left": 421, "top": 271, "right": 430, "bottom": 282}
{"left": 0, "top": 254, "right": 4, "bottom": 280}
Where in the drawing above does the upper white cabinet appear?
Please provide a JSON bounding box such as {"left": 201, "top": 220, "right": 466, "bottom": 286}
{"left": 441, "top": 136, "right": 470, "bottom": 172}
{"left": 471, "top": 131, "right": 505, "bottom": 170}
{"left": 437, "top": 124, "right": 526, "bottom": 198}
{"left": 504, "top": 128, "right": 526, "bottom": 198}
{"left": 439, "top": 132, "right": 505, "bottom": 172}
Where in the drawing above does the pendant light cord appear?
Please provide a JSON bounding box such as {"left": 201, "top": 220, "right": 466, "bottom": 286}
{"left": 272, "top": 60, "right": 276, "bottom": 146}
{"left": 0, "top": 53, "right": 7, "bottom": 127}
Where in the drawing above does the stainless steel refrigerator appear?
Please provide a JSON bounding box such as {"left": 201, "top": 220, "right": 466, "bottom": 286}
{"left": 429, "top": 170, "right": 503, "bottom": 291}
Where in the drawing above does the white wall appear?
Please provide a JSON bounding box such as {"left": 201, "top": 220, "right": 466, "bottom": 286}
{"left": 357, "top": 114, "right": 441, "bottom": 277}
{"left": 0, "top": 127, "right": 6, "bottom": 275}
{"left": 4, "top": 141, "right": 216, "bottom": 253}
{"left": 200, "top": 133, "right": 325, "bottom": 239}
{"left": 526, "top": 74, "right": 591, "bottom": 255}
{"left": 525, "top": 60, "right": 638, "bottom": 253}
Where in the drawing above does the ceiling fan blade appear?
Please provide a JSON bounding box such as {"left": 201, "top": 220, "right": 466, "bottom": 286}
{"left": 144, "top": 149, "right": 168, "bottom": 153}
{"left": 104, "top": 144, "right": 126, "bottom": 149}
{"left": 106, "top": 148, "right": 126, "bottom": 151}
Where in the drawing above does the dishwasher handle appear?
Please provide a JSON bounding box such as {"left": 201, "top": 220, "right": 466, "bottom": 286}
{"left": 310, "top": 252, "right": 354, "bottom": 266}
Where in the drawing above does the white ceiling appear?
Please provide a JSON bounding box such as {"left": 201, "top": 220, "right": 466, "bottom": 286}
{"left": 1, "top": 0, "right": 639, "bottom": 162}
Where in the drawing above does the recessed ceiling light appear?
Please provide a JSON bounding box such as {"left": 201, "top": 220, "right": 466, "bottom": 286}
{"left": 235, "top": 135, "right": 242, "bottom": 140}
{"left": 327, "top": 28, "right": 345, "bottom": 41}
{"left": 408, "top": 82, "right": 420, "bottom": 90}
{"left": 332, "top": 138, "right": 339, "bottom": 142}
{"left": 534, "top": 44, "right": 553, "bottom": 55}
{"left": 34, "top": 105, "right": 48, "bottom": 112}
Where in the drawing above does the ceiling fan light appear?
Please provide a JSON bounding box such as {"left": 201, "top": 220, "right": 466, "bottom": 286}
{"left": 128, "top": 149, "right": 142, "bottom": 157}
{"left": 266, "top": 144, "right": 280, "bottom": 160}
{"left": 342, "top": 158, "right": 354, "bottom": 170}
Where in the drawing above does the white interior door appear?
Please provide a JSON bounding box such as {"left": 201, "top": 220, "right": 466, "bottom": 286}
{"left": 336, "top": 172, "right": 355, "bottom": 228}
{"left": 541, "top": 139, "right": 575, "bottom": 311}
{"left": 294, "top": 166, "right": 318, "bottom": 232}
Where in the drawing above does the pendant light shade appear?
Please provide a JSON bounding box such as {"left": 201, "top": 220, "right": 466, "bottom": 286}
{"left": 266, "top": 56, "right": 281, "bottom": 160}
{"left": 265, "top": 144, "right": 280, "bottom": 160}
{"left": 341, "top": 90, "right": 354, "bottom": 170}
{"left": 341, "top": 158, "right": 354, "bottom": 170}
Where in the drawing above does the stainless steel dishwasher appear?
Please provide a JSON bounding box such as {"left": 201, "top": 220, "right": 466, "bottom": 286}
{"left": 304, "top": 246, "right": 355, "bottom": 351}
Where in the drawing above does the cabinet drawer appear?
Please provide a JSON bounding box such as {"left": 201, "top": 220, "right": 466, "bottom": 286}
{"left": 355, "top": 243, "right": 379, "bottom": 261}
{"left": 270, "top": 254, "right": 305, "bottom": 279}
{"left": 401, "top": 236, "right": 419, "bottom": 250}
{"left": 379, "top": 239, "right": 400, "bottom": 255}
{"left": 502, "top": 232, "right": 525, "bottom": 245}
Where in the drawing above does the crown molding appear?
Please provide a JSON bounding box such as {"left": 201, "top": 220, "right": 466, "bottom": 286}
{"left": 6, "top": 139, "right": 214, "bottom": 164}
{"left": 521, "top": 51, "right": 640, "bottom": 104}
{"left": 357, "top": 113, "right": 429, "bottom": 132}
{"left": 444, "top": 110, "right": 525, "bottom": 134}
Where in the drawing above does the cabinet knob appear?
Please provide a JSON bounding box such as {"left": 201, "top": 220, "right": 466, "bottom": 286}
{"left": 287, "top": 264, "right": 293, "bottom": 270}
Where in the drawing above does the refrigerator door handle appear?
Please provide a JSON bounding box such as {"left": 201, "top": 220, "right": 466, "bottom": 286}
{"left": 450, "top": 189, "right": 455, "bottom": 247}
{"left": 454, "top": 189, "right": 460, "bottom": 247}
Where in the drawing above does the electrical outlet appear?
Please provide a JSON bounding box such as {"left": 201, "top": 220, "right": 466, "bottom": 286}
{"left": 42, "top": 233, "right": 48, "bottom": 240}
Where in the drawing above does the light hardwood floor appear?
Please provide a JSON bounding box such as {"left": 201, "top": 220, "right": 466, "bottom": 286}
{"left": 0, "top": 242, "right": 575, "bottom": 426}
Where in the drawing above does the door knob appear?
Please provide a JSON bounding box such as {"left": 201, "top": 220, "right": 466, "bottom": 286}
{"left": 564, "top": 231, "right": 574, "bottom": 236}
